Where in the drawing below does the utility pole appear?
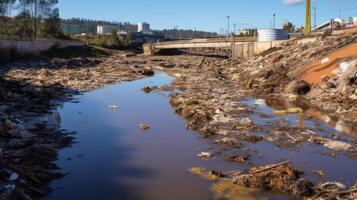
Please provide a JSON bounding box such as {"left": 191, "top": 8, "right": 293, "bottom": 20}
{"left": 273, "top": 14, "right": 276, "bottom": 29}
{"left": 227, "top": 16, "right": 230, "bottom": 37}
{"left": 179, "top": 26, "right": 182, "bottom": 41}
{"left": 173, "top": 26, "right": 176, "bottom": 40}
{"left": 305, "top": 0, "right": 311, "bottom": 35}
{"left": 233, "top": 23, "right": 236, "bottom": 36}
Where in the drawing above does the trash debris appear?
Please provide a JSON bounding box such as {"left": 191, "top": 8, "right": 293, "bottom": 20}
{"left": 197, "top": 151, "right": 213, "bottom": 159}
{"left": 108, "top": 105, "right": 119, "bottom": 110}
{"left": 321, "top": 57, "right": 330, "bottom": 64}
{"left": 239, "top": 118, "right": 255, "bottom": 126}
{"left": 139, "top": 123, "right": 150, "bottom": 130}
{"left": 313, "top": 170, "right": 326, "bottom": 177}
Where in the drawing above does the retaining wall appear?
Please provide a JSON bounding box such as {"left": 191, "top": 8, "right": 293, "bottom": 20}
{"left": 0, "top": 38, "right": 84, "bottom": 60}
{"left": 232, "top": 40, "right": 288, "bottom": 59}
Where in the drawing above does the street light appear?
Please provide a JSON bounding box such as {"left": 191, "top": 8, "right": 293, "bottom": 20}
{"left": 273, "top": 13, "right": 276, "bottom": 29}
{"left": 313, "top": 7, "right": 317, "bottom": 30}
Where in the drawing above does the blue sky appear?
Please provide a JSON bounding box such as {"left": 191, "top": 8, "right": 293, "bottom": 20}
{"left": 58, "top": 0, "right": 357, "bottom": 32}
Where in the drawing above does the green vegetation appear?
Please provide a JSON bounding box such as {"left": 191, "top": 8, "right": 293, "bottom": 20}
{"left": 162, "top": 29, "right": 218, "bottom": 39}
{"left": 61, "top": 18, "right": 137, "bottom": 35}
{"left": 283, "top": 22, "right": 295, "bottom": 32}
{"left": 0, "top": 0, "right": 67, "bottom": 39}
{"left": 73, "top": 31, "right": 135, "bottom": 49}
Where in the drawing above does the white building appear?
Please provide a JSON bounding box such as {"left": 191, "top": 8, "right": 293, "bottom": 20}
{"left": 138, "top": 22, "right": 150, "bottom": 33}
{"left": 97, "top": 25, "right": 119, "bottom": 35}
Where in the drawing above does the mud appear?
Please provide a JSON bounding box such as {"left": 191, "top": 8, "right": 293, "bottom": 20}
{"left": 190, "top": 162, "right": 357, "bottom": 200}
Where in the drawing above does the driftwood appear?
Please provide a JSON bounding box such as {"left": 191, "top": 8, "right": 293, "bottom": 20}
{"left": 251, "top": 161, "right": 290, "bottom": 174}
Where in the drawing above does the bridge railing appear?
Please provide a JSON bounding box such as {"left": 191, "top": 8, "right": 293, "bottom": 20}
{"left": 153, "top": 36, "right": 256, "bottom": 45}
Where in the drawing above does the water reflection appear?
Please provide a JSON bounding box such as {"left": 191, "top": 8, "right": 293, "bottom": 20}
{"left": 44, "top": 72, "right": 244, "bottom": 200}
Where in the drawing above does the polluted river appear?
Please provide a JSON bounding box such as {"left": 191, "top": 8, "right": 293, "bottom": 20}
{"left": 40, "top": 71, "right": 356, "bottom": 200}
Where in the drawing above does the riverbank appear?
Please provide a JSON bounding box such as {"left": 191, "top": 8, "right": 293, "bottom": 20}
{"left": 0, "top": 32, "right": 356, "bottom": 199}
{"left": 0, "top": 53, "right": 157, "bottom": 199}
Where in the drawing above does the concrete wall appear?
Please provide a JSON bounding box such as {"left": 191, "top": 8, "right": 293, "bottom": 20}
{"left": 0, "top": 39, "right": 84, "bottom": 60}
{"left": 232, "top": 40, "right": 288, "bottom": 59}
{"left": 232, "top": 43, "right": 255, "bottom": 59}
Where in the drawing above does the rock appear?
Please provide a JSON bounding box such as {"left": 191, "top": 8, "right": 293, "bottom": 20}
{"left": 138, "top": 69, "right": 155, "bottom": 76}
{"left": 285, "top": 80, "right": 311, "bottom": 95}
{"left": 139, "top": 123, "right": 150, "bottom": 130}
{"left": 142, "top": 86, "right": 159, "bottom": 93}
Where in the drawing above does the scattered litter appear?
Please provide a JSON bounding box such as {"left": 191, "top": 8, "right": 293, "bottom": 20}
{"left": 313, "top": 170, "right": 326, "bottom": 177}
{"left": 321, "top": 57, "right": 330, "bottom": 64}
{"left": 324, "top": 140, "right": 353, "bottom": 151}
{"left": 240, "top": 118, "right": 254, "bottom": 126}
{"left": 108, "top": 105, "right": 119, "bottom": 110}
{"left": 197, "top": 152, "right": 213, "bottom": 159}
{"left": 139, "top": 123, "right": 150, "bottom": 130}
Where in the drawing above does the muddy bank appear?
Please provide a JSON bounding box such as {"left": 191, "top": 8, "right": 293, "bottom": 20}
{"left": 139, "top": 33, "right": 357, "bottom": 199}
{"left": 0, "top": 53, "right": 157, "bottom": 199}
{"left": 190, "top": 161, "right": 357, "bottom": 200}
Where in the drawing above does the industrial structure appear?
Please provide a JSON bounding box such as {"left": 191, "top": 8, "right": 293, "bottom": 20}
{"left": 257, "top": 29, "right": 288, "bottom": 42}
{"left": 96, "top": 25, "right": 119, "bottom": 35}
{"left": 138, "top": 22, "right": 150, "bottom": 33}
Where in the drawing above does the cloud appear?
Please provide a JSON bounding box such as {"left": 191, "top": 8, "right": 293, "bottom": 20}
{"left": 282, "top": 0, "right": 305, "bottom": 5}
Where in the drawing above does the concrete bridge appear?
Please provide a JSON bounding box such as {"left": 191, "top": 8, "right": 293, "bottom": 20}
{"left": 143, "top": 38, "right": 288, "bottom": 59}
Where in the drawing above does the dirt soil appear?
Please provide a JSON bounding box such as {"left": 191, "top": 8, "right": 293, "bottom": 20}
{"left": 0, "top": 31, "right": 357, "bottom": 200}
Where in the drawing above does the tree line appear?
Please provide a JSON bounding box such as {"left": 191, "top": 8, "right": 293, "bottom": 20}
{"left": 0, "top": 0, "right": 64, "bottom": 39}
{"left": 161, "top": 29, "right": 218, "bottom": 39}
{"left": 61, "top": 18, "right": 138, "bottom": 34}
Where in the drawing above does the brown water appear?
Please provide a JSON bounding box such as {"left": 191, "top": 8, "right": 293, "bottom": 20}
{"left": 44, "top": 72, "right": 356, "bottom": 200}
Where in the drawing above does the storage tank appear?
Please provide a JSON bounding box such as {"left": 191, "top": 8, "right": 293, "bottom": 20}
{"left": 353, "top": 17, "right": 357, "bottom": 25}
{"left": 258, "top": 29, "right": 288, "bottom": 42}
